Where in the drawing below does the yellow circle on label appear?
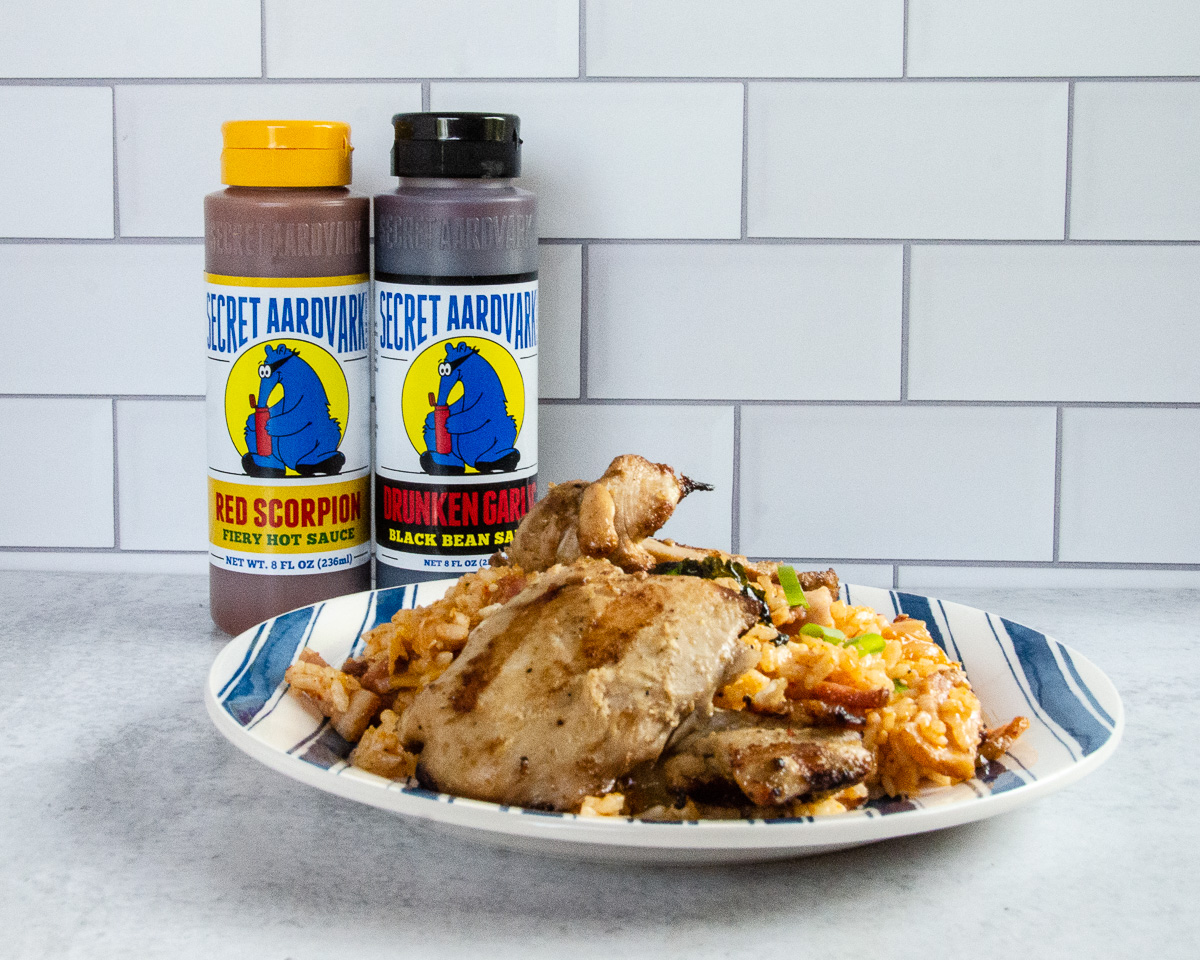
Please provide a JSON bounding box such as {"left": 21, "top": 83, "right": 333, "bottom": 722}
{"left": 224, "top": 339, "right": 349, "bottom": 475}
{"left": 401, "top": 337, "right": 525, "bottom": 474}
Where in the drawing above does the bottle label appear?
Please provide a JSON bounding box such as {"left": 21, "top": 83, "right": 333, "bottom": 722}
{"left": 205, "top": 272, "right": 371, "bottom": 575}
{"left": 374, "top": 272, "right": 538, "bottom": 574}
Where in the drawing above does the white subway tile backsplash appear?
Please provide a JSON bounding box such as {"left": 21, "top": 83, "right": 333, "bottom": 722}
{"left": 0, "top": 87, "right": 113, "bottom": 238}
{"left": 265, "top": 0, "right": 577, "bottom": 78}
{"left": 0, "top": 245, "right": 204, "bottom": 395}
{"left": 116, "top": 84, "right": 422, "bottom": 237}
{"left": 116, "top": 401, "right": 206, "bottom": 551}
{"left": 740, "top": 406, "right": 1057, "bottom": 561}
{"left": 537, "top": 244, "right": 582, "bottom": 399}
{"left": 587, "top": 244, "right": 901, "bottom": 399}
{"left": 0, "top": 2, "right": 260, "bottom": 78}
{"left": 747, "top": 82, "right": 1068, "bottom": 239}
{"left": 431, "top": 83, "right": 744, "bottom": 239}
{"left": 1071, "top": 83, "right": 1200, "bottom": 241}
{"left": 908, "top": 245, "right": 1200, "bottom": 402}
{"left": 539, "top": 405, "right": 735, "bottom": 551}
{"left": 1060, "top": 409, "right": 1200, "bottom": 564}
{"left": 0, "top": 399, "right": 113, "bottom": 547}
{"left": 5, "top": 6, "right": 1198, "bottom": 581}
{"left": 586, "top": 0, "right": 902, "bottom": 78}
{"left": 908, "top": 1, "right": 1200, "bottom": 78}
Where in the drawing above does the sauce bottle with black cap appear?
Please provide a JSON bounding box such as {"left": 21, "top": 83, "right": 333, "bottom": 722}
{"left": 374, "top": 113, "right": 538, "bottom": 587}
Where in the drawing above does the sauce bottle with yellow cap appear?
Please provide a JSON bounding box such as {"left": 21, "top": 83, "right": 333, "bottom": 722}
{"left": 205, "top": 120, "right": 371, "bottom": 635}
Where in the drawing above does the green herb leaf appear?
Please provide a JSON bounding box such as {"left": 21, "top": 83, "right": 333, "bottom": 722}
{"left": 893, "top": 679, "right": 909, "bottom": 693}
{"left": 848, "top": 632, "right": 885, "bottom": 656}
{"left": 652, "top": 556, "right": 771, "bottom": 624}
{"left": 798, "top": 623, "right": 847, "bottom": 643}
{"left": 776, "top": 564, "right": 810, "bottom": 609}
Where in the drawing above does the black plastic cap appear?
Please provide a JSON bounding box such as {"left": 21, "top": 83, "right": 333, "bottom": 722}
{"left": 391, "top": 112, "right": 521, "bottom": 178}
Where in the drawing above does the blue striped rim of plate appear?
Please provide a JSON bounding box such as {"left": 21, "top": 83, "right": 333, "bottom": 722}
{"left": 204, "top": 582, "right": 1122, "bottom": 862}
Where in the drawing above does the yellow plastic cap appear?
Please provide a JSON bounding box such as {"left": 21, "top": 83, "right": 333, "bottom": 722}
{"left": 220, "top": 120, "right": 353, "bottom": 187}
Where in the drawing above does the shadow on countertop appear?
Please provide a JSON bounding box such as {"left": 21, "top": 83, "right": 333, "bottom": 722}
{"left": 61, "top": 698, "right": 1046, "bottom": 938}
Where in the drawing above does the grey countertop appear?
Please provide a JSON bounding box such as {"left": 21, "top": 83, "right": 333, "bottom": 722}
{"left": 1, "top": 571, "right": 1194, "bottom": 959}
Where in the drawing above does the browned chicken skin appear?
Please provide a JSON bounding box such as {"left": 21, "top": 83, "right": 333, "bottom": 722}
{"left": 507, "top": 455, "right": 710, "bottom": 573}
{"left": 660, "top": 709, "right": 874, "bottom": 807}
{"left": 399, "top": 559, "right": 761, "bottom": 811}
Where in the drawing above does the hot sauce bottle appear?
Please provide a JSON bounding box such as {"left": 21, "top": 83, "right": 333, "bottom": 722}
{"left": 205, "top": 120, "right": 371, "bottom": 634}
{"left": 373, "top": 113, "right": 539, "bottom": 587}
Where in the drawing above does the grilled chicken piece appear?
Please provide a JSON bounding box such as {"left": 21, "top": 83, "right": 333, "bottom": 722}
{"left": 660, "top": 709, "right": 874, "bottom": 806}
{"left": 507, "top": 455, "right": 710, "bottom": 573}
{"left": 505, "top": 480, "right": 587, "bottom": 571}
{"left": 400, "top": 559, "right": 761, "bottom": 811}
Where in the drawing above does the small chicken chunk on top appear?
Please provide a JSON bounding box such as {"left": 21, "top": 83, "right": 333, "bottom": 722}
{"left": 507, "top": 454, "right": 710, "bottom": 573}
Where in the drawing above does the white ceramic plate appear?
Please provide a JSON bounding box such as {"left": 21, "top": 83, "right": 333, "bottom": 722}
{"left": 205, "top": 580, "right": 1122, "bottom": 864}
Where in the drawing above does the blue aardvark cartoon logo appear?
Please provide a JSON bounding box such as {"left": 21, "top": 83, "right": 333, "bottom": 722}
{"left": 422, "top": 341, "right": 520, "bottom": 476}
{"left": 243, "top": 343, "right": 346, "bottom": 478}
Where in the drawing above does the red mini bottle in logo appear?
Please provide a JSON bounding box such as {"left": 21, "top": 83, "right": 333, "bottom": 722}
{"left": 429, "top": 391, "right": 451, "bottom": 454}
{"left": 251, "top": 395, "right": 273, "bottom": 457}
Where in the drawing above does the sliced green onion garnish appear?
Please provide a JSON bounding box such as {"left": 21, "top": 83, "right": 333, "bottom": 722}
{"left": 894, "top": 679, "right": 909, "bottom": 693}
{"left": 799, "top": 623, "right": 847, "bottom": 643}
{"left": 848, "top": 632, "right": 885, "bottom": 656}
{"left": 776, "top": 564, "right": 809, "bottom": 609}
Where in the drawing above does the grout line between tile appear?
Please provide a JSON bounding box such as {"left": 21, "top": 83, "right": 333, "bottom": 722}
{"left": 578, "top": 0, "right": 587, "bottom": 78}
{"left": 892, "top": 563, "right": 900, "bottom": 588}
{"left": 421, "top": 80, "right": 430, "bottom": 111}
{"left": 578, "top": 244, "right": 590, "bottom": 399}
{"left": 5, "top": 395, "right": 1199, "bottom": 409}
{"left": 6, "top": 236, "right": 1200, "bottom": 247}
{"left": 536, "top": 237, "right": 1200, "bottom": 246}
{"left": 1064, "top": 80, "right": 1075, "bottom": 240}
{"left": 740, "top": 82, "right": 749, "bottom": 239}
{"left": 513, "top": 397, "right": 1200, "bottom": 409}
{"left": 111, "top": 398, "right": 120, "bottom": 549}
{"left": 900, "top": 243, "right": 911, "bottom": 400}
{"left": 749, "top": 557, "right": 1200, "bottom": 571}
{"left": 1053, "top": 406, "right": 1064, "bottom": 561}
{"left": 902, "top": 0, "right": 910, "bottom": 78}
{"left": 0, "top": 394, "right": 204, "bottom": 402}
{"left": 0, "top": 237, "right": 205, "bottom": 245}
{"left": 1, "top": 543, "right": 1196, "bottom": 573}
{"left": 0, "top": 547, "right": 206, "bottom": 556}
{"left": 110, "top": 86, "right": 119, "bottom": 238}
{"left": 5, "top": 76, "right": 1200, "bottom": 85}
{"left": 731, "top": 405, "right": 742, "bottom": 555}
{"left": 260, "top": 0, "right": 267, "bottom": 78}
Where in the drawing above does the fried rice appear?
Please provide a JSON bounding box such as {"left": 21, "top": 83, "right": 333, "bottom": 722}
{"left": 284, "top": 555, "right": 1025, "bottom": 818}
